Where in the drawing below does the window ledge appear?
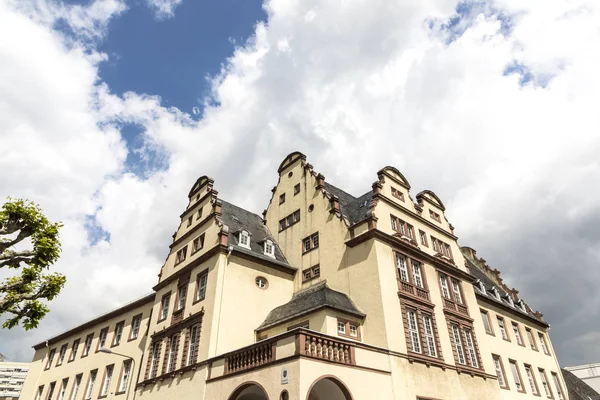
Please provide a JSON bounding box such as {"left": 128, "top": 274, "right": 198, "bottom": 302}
{"left": 302, "top": 246, "right": 318, "bottom": 255}
{"left": 192, "top": 297, "right": 206, "bottom": 305}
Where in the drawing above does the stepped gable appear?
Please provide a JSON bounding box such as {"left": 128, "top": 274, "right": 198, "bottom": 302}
{"left": 461, "top": 247, "right": 546, "bottom": 325}
{"left": 220, "top": 200, "right": 290, "bottom": 266}
{"left": 257, "top": 282, "right": 365, "bottom": 330}
{"left": 561, "top": 369, "right": 600, "bottom": 400}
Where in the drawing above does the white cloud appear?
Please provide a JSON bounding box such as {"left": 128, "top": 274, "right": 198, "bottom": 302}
{"left": 145, "top": 0, "right": 183, "bottom": 19}
{"left": 1, "top": 0, "right": 600, "bottom": 368}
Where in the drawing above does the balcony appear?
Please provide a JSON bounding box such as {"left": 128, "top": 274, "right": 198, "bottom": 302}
{"left": 398, "top": 279, "right": 430, "bottom": 302}
{"left": 443, "top": 298, "right": 469, "bottom": 316}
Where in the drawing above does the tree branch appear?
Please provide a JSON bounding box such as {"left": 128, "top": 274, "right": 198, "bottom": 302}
{"left": 0, "top": 227, "right": 33, "bottom": 253}
{"left": 0, "top": 250, "right": 34, "bottom": 262}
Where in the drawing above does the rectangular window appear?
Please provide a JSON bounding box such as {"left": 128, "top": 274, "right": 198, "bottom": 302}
{"left": 57, "top": 378, "right": 68, "bottom": 400}
{"left": 391, "top": 187, "right": 405, "bottom": 201}
{"left": 294, "top": 183, "right": 300, "bottom": 195}
{"left": 279, "top": 193, "right": 286, "bottom": 204}
{"left": 279, "top": 209, "right": 301, "bottom": 232}
{"left": 422, "top": 314, "right": 437, "bottom": 357}
{"left": 57, "top": 344, "right": 67, "bottom": 366}
{"left": 512, "top": 322, "right": 524, "bottom": 346}
{"left": 396, "top": 253, "right": 409, "bottom": 281}
{"left": 406, "top": 310, "right": 421, "bottom": 353}
{"left": 186, "top": 216, "right": 193, "bottom": 227}
{"left": 451, "top": 324, "right": 466, "bottom": 364}
{"left": 525, "top": 365, "right": 539, "bottom": 395}
{"left": 302, "top": 265, "right": 320, "bottom": 282}
{"left": 118, "top": 360, "right": 132, "bottom": 393}
{"left": 112, "top": 321, "right": 124, "bottom": 347}
{"left": 439, "top": 273, "right": 450, "bottom": 299}
{"left": 406, "top": 224, "right": 415, "bottom": 239}
{"left": 350, "top": 325, "right": 358, "bottom": 337}
{"left": 551, "top": 372, "right": 564, "bottom": 400}
{"left": 336, "top": 319, "right": 361, "bottom": 339}
{"left": 177, "top": 285, "right": 187, "bottom": 311}
{"left": 35, "top": 386, "right": 44, "bottom": 400}
{"left": 196, "top": 207, "right": 202, "bottom": 220}
{"left": 390, "top": 215, "right": 397, "bottom": 231}
{"left": 481, "top": 310, "right": 493, "bottom": 334}
{"left": 130, "top": 314, "right": 142, "bottom": 340}
{"left": 412, "top": 261, "right": 423, "bottom": 288}
{"left": 497, "top": 317, "right": 509, "bottom": 340}
{"left": 69, "top": 339, "right": 80, "bottom": 362}
{"left": 84, "top": 370, "right": 97, "bottom": 400}
{"left": 539, "top": 333, "right": 550, "bottom": 354}
{"left": 45, "top": 348, "right": 56, "bottom": 370}
{"left": 159, "top": 293, "right": 171, "bottom": 321}
{"left": 175, "top": 245, "right": 187, "bottom": 265}
{"left": 429, "top": 210, "right": 441, "bottom": 222}
{"left": 302, "top": 232, "right": 319, "bottom": 253}
{"left": 192, "top": 233, "right": 205, "bottom": 253}
{"left": 195, "top": 271, "right": 208, "bottom": 302}
{"left": 539, "top": 369, "right": 552, "bottom": 398}
{"left": 46, "top": 382, "right": 56, "bottom": 400}
{"left": 493, "top": 355, "right": 508, "bottom": 388}
{"left": 98, "top": 327, "right": 108, "bottom": 351}
{"left": 100, "top": 364, "right": 113, "bottom": 396}
{"left": 337, "top": 321, "right": 346, "bottom": 334}
{"left": 431, "top": 236, "right": 439, "bottom": 252}
{"left": 464, "top": 328, "right": 478, "bottom": 368}
{"left": 419, "top": 230, "right": 428, "bottom": 246}
{"left": 451, "top": 278, "right": 463, "bottom": 304}
{"left": 150, "top": 343, "right": 160, "bottom": 378}
{"left": 187, "top": 324, "right": 200, "bottom": 366}
{"left": 70, "top": 375, "right": 82, "bottom": 400}
{"left": 167, "top": 334, "right": 179, "bottom": 373}
{"left": 83, "top": 334, "right": 93, "bottom": 357}
{"left": 526, "top": 328, "right": 537, "bottom": 350}
{"left": 510, "top": 360, "right": 524, "bottom": 392}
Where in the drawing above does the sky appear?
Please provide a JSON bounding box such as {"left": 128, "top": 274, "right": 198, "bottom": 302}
{"left": 0, "top": 0, "right": 599, "bottom": 368}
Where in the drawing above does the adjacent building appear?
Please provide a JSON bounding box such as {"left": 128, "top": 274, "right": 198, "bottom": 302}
{"left": 565, "top": 364, "right": 600, "bottom": 395}
{"left": 20, "top": 151, "right": 569, "bottom": 399}
{"left": 0, "top": 358, "right": 29, "bottom": 400}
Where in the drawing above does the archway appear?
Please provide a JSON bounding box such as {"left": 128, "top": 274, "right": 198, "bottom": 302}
{"left": 307, "top": 376, "right": 352, "bottom": 400}
{"left": 228, "top": 382, "right": 269, "bottom": 400}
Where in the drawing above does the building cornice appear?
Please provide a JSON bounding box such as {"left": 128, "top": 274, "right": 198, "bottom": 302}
{"left": 476, "top": 292, "right": 549, "bottom": 329}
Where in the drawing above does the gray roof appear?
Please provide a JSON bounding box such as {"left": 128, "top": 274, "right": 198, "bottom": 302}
{"left": 221, "top": 200, "right": 290, "bottom": 265}
{"left": 323, "top": 182, "right": 371, "bottom": 225}
{"left": 257, "top": 282, "right": 365, "bottom": 330}
{"left": 562, "top": 369, "right": 600, "bottom": 400}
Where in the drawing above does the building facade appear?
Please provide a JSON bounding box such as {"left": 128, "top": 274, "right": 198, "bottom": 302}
{"left": 565, "top": 364, "right": 600, "bottom": 394}
{"left": 0, "top": 359, "right": 29, "bottom": 399}
{"left": 20, "top": 151, "right": 568, "bottom": 400}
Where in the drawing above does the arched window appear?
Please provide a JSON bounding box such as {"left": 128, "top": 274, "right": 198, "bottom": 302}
{"left": 238, "top": 230, "right": 251, "bottom": 249}
{"left": 264, "top": 240, "right": 275, "bottom": 258}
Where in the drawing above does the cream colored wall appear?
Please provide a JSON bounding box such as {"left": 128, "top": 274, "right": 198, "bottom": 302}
{"left": 258, "top": 309, "right": 328, "bottom": 338}
{"left": 136, "top": 365, "right": 209, "bottom": 400}
{"left": 477, "top": 301, "right": 568, "bottom": 399}
{"left": 20, "top": 299, "right": 153, "bottom": 400}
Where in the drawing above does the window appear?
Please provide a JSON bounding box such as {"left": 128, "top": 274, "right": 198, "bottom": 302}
{"left": 45, "top": 348, "right": 56, "bottom": 370}
{"left": 419, "top": 230, "right": 428, "bottom": 246}
{"left": 526, "top": 328, "right": 537, "bottom": 350}
{"left": 390, "top": 215, "right": 414, "bottom": 239}
{"left": 337, "top": 319, "right": 360, "bottom": 339}
{"left": 493, "top": 355, "right": 508, "bottom": 388}
{"left": 451, "top": 278, "right": 463, "bottom": 304}
{"left": 187, "top": 325, "right": 200, "bottom": 366}
{"left": 302, "top": 265, "right": 320, "bottom": 282}
{"left": 525, "top": 365, "right": 539, "bottom": 395}
{"left": 46, "top": 382, "right": 56, "bottom": 400}
{"left": 337, "top": 321, "right": 346, "bottom": 334}
{"left": 195, "top": 271, "right": 208, "bottom": 302}
{"left": 396, "top": 253, "right": 409, "bottom": 281}
{"left": 302, "top": 232, "right": 319, "bottom": 253}
{"left": 238, "top": 230, "right": 251, "bottom": 248}
{"left": 255, "top": 276, "right": 268, "bottom": 289}
{"left": 264, "top": 240, "right": 275, "bottom": 258}
{"left": 551, "top": 372, "right": 564, "bottom": 400}
{"left": 429, "top": 209, "right": 441, "bottom": 222}
{"left": 464, "top": 329, "right": 478, "bottom": 368}
{"left": 159, "top": 293, "right": 171, "bottom": 321}
{"left": 539, "top": 333, "right": 550, "bottom": 355}
{"left": 350, "top": 325, "right": 358, "bottom": 337}
{"left": 412, "top": 261, "right": 423, "bottom": 288}
{"left": 113, "top": 322, "right": 124, "bottom": 346}
{"left": 118, "top": 360, "right": 132, "bottom": 393}
{"left": 70, "top": 375, "right": 82, "bottom": 400}
{"left": 406, "top": 310, "right": 421, "bottom": 353}
{"left": 279, "top": 210, "right": 300, "bottom": 231}
{"left": 57, "top": 344, "right": 67, "bottom": 366}
{"left": 497, "top": 317, "right": 509, "bottom": 340}
{"left": 480, "top": 310, "right": 493, "bottom": 334}
{"left": 431, "top": 237, "right": 453, "bottom": 259}
{"left": 69, "top": 339, "right": 80, "bottom": 362}
{"left": 167, "top": 334, "right": 179, "bottom": 373}
{"left": 98, "top": 327, "right": 108, "bottom": 351}
{"left": 192, "top": 233, "right": 205, "bottom": 253}
{"left": 539, "top": 368, "right": 553, "bottom": 398}
{"left": 100, "top": 364, "right": 113, "bottom": 396}
{"left": 186, "top": 216, "right": 193, "bottom": 227}
{"left": 196, "top": 207, "right": 202, "bottom": 220}
{"left": 391, "top": 187, "right": 405, "bottom": 201}
{"left": 176, "top": 285, "right": 187, "bottom": 311}
{"left": 130, "top": 314, "right": 142, "bottom": 340}
{"left": 83, "top": 334, "right": 93, "bottom": 357}
{"left": 450, "top": 324, "right": 466, "bottom": 365}
{"left": 509, "top": 360, "right": 524, "bottom": 392}
{"left": 422, "top": 314, "right": 437, "bottom": 357}
{"left": 439, "top": 273, "right": 465, "bottom": 305}
{"left": 439, "top": 273, "right": 450, "bottom": 299}
{"left": 149, "top": 343, "right": 160, "bottom": 378}
{"left": 279, "top": 193, "right": 286, "bottom": 204}
{"left": 294, "top": 184, "right": 300, "bottom": 195}
{"left": 512, "top": 322, "right": 524, "bottom": 346}
{"left": 57, "top": 378, "right": 68, "bottom": 400}
{"left": 476, "top": 279, "right": 486, "bottom": 294}
{"left": 84, "top": 370, "right": 97, "bottom": 400}
{"left": 175, "top": 245, "right": 188, "bottom": 265}
{"left": 35, "top": 386, "right": 44, "bottom": 400}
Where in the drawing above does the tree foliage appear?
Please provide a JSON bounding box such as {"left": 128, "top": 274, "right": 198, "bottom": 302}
{"left": 0, "top": 198, "right": 66, "bottom": 330}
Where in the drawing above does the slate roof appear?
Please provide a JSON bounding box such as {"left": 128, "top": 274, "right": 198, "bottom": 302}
{"left": 221, "top": 200, "right": 291, "bottom": 267}
{"left": 464, "top": 255, "right": 546, "bottom": 325}
{"left": 323, "top": 182, "right": 371, "bottom": 225}
{"left": 257, "top": 282, "right": 365, "bottom": 330}
{"left": 562, "top": 368, "right": 600, "bottom": 400}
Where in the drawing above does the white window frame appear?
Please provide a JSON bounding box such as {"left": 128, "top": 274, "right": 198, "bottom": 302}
{"left": 187, "top": 325, "right": 200, "bottom": 366}
{"left": 396, "top": 253, "right": 409, "bottom": 282}
{"left": 70, "top": 375, "right": 82, "bottom": 400}
{"left": 196, "top": 273, "right": 208, "bottom": 301}
{"left": 451, "top": 324, "right": 466, "bottom": 364}
{"left": 525, "top": 365, "right": 539, "bottom": 395}
{"left": 493, "top": 355, "right": 507, "bottom": 388}
{"left": 451, "top": 278, "right": 463, "bottom": 304}
{"left": 510, "top": 361, "right": 523, "bottom": 392}
{"left": 412, "top": 261, "right": 423, "bottom": 288}
{"left": 551, "top": 372, "right": 564, "bottom": 400}
{"left": 114, "top": 323, "right": 124, "bottom": 346}
{"left": 349, "top": 325, "right": 358, "bottom": 337}
{"left": 57, "top": 378, "right": 68, "bottom": 400}
{"left": 118, "top": 360, "right": 131, "bottom": 393}
{"left": 84, "top": 370, "right": 97, "bottom": 400}
{"left": 167, "top": 334, "right": 179, "bottom": 373}
{"left": 406, "top": 310, "right": 421, "bottom": 353}
{"left": 99, "top": 328, "right": 108, "bottom": 349}
{"left": 100, "top": 365, "right": 113, "bottom": 397}
{"left": 539, "top": 369, "right": 552, "bottom": 398}
{"left": 439, "top": 273, "right": 450, "bottom": 299}
{"left": 83, "top": 335, "right": 92, "bottom": 356}
{"left": 264, "top": 240, "right": 275, "bottom": 258}
{"left": 539, "top": 333, "right": 549, "bottom": 354}
{"left": 239, "top": 230, "right": 251, "bottom": 249}
{"left": 512, "top": 323, "right": 523, "bottom": 345}
{"left": 337, "top": 321, "right": 346, "bottom": 334}
{"left": 177, "top": 285, "right": 187, "bottom": 310}
{"left": 150, "top": 343, "right": 160, "bottom": 378}
{"left": 422, "top": 314, "right": 437, "bottom": 357}
{"left": 160, "top": 295, "right": 170, "bottom": 320}
{"left": 463, "top": 328, "right": 478, "bottom": 368}
{"left": 498, "top": 318, "right": 508, "bottom": 340}
{"left": 131, "top": 316, "right": 141, "bottom": 340}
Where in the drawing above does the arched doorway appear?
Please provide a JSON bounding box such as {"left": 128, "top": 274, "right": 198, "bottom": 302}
{"left": 228, "top": 382, "right": 269, "bottom": 400}
{"left": 307, "top": 376, "right": 352, "bottom": 400}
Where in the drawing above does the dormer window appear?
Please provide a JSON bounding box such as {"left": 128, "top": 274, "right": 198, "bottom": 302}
{"left": 264, "top": 240, "right": 275, "bottom": 258}
{"left": 506, "top": 295, "right": 514, "bottom": 307}
{"left": 490, "top": 286, "right": 501, "bottom": 301}
{"left": 476, "top": 279, "right": 486, "bottom": 294}
{"left": 517, "top": 299, "right": 526, "bottom": 311}
{"left": 239, "top": 230, "right": 251, "bottom": 249}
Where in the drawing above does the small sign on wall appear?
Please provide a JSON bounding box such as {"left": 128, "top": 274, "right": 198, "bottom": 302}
{"left": 281, "top": 368, "right": 289, "bottom": 384}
